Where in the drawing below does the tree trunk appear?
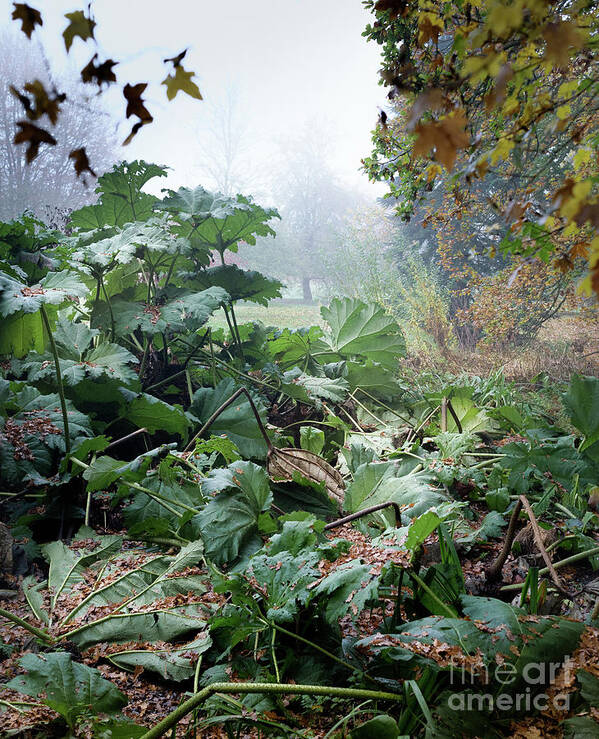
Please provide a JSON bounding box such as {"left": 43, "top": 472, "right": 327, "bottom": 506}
{"left": 302, "top": 277, "right": 313, "bottom": 303}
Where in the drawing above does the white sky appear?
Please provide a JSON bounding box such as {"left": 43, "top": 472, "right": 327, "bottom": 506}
{"left": 3, "top": 0, "right": 387, "bottom": 198}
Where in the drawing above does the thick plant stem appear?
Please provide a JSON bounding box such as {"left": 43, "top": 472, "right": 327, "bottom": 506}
{"left": 40, "top": 305, "right": 70, "bottom": 454}
{"left": 486, "top": 499, "right": 523, "bottom": 581}
{"left": 0, "top": 607, "right": 54, "bottom": 644}
{"left": 139, "top": 682, "right": 402, "bottom": 739}
{"left": 409, "top": 572, "right": 457, "bottom": 618}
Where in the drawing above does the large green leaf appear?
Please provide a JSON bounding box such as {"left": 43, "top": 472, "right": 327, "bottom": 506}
{"left": 196, "top": 461, "right": 273, "bottom": 564}
{"left": 0, "top": 386, "right": 93, "bottom": 488}
{"left": 563, "top": 375, "right": 599, "bottom": 451}
{"left": 107, "top": 633, "right": 211, "bottom": 681}
{"left": 70, "top": 161, "right": 167, "bottom": 230}
{"left": 159, "top": 187, "right": 279, "bottom": 256}
{"left": 0, "top": 270, "right": 88, "bottom": 317}
{"left": 320, "top": 298, "right": 406, "bottom": 369}
{"left": 0, "top": 310, "right": 45, "bottom": 357}
{"left": 120, "top": 389, "right": 190, "bottom": 438}
{"left": 189, "top": 378, "right": 269, "bottom": 458}
{"left": 314, "top": 561, "right": 381, "bottom": 624}
{"left": 344, "top": 461, "right": 439, "bottom": 520}
{"left": 281, "top": 368, "right": 349, "bottom": 404}
{"left": 43, "top": 533, "right": 122, "bottom": 613}
{"left": 17, "top": 316, "right": 138, "bottom": 386}
{"left": 245, "top": 551, "right": 319, "bottom": 623}
{"left": 98, "top": 287, "right": 226, "bottom": 337}
{"left": 6, "top": 652, "right": 126, "bottom": 728}
{"left": 194, "top": 264, "right": 282, "bottom": 305}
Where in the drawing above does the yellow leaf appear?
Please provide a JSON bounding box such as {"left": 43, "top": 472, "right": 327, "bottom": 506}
{"left": 62, "top": 10, "right": 95, "bottom": 53}
{"left": 490, "top": 138, "right": 514, "bottom": 165}
{"left": 502, "top": 96, "right": 520, "bottom": 117}
{"left": 486, "top": 1, "right": 523, "bottom": 37}
{"left": 558, "top": 80, "right": 578, "bottom": 99}
{"left": 161, "top": 65, "right": 203, "bottom": 101}
{"left": 560, "top": 179, "right": 592, "bottom": 220}
{"left": 573, "top": 148, "right": 592, "bottom": 170}
{"left": 425, "top": 163, "right": 442, "bottom": 182}
{"left": 557, "top": 104, "right": 571, "bottom": 120}
{"left": 563, "top": 222, "right": 580, "bottom": 238}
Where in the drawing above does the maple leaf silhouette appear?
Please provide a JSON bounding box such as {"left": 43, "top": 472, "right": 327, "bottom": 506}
{"left": 11, "top": 3, "right": 42, "bottom": 38}
{"left": 161, "top": 65, "right": 202, "bottom": 101}
{"left": 14, "top": 121, "right": 57, "bottom": 162}
{"left": 69, "top": 147, "right": 96, "bottom": 180}
{"left": 63, "top": 9, "right": 96, "bottom": 52}
{"left": 81, "top": 54, "right": 117, "bottom": 87}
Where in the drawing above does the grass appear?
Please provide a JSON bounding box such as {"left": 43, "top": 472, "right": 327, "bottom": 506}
{"left": 209, "top": 300, "right": 598, "bottom": 384}
{"left": 209, "top": 301, "right": 323, "bottom": 331}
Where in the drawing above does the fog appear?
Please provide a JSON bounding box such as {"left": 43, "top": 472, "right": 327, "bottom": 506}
{"left": 0, "top": 0, "right": 387, "bottom": 201}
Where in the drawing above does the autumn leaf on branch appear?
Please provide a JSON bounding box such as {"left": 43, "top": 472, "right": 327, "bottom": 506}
{"left": 11, "top": 3, "right": 42, "bottom": 38}
{"left": 63, "top": 9, "right": 96, "bottom": 52}
{"left": 69, "top": 147, "right": 96, "bottom": 180}
{"left": 413, "top": 110, "right": 470, "bottom": 171}
{"left": 81, "top": 54, "right": 118, "bottom": 87}
{"left": 161, "top": 64, "right": 203, "bottom": 101}
{"left": 14, "top": 121, "right": 57, "bottom": 162}
{"left": 543, "top": 21, "right": 585, "bottom": 69}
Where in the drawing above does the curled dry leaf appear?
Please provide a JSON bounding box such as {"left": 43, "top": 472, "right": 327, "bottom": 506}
{"left": 267, "top": 446, "right": 345, "bottom": 510}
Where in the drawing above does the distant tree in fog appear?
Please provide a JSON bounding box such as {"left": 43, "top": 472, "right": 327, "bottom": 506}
{"left": 243, "top": 128, "right": 360, "bottom": 302}
{"left": 195, "top": 87, "right": 260, "bottom": 197}
{"left": 0, "top": 30, "right": 119, "bottom": 223}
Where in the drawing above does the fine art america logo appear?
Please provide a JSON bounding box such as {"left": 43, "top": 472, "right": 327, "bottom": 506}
{"left": 447, "top": 657, "right": 573, "bottom": 713}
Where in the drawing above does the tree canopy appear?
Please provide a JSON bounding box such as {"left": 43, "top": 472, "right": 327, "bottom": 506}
{"left": 363, "top": 0, "right": 599, "bottom": 297}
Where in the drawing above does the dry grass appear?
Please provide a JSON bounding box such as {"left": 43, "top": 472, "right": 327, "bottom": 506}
{"left": 406, "top": 314, "right": 599, "bottom": 382}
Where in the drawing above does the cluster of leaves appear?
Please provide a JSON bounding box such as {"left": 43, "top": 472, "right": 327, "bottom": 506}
{"left": 363, "top": 0, "right": 599, "bottom": 309}
{"left": 9, "top": 3, "right": 203, "bottom": 177}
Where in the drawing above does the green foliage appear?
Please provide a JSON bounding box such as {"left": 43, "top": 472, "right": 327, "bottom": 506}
{"left": 190, "top": 378, "right": 269, "bottom": 459}
{"left": 7, "top": 652, "right": 127, "bottom": 730}
{"left": 321, "top": 297, "right": 406, "bottom": 369}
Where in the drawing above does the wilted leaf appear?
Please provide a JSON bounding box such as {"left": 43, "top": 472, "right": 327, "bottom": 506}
{"left": 267, "top": 446, "right": 345, "bottom": 509}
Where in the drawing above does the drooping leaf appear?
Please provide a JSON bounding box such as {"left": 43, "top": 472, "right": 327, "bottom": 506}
{"left": 7, "top": 652, "right": 126, "bottom": 728}
{"left": 196, "top": 461, "right": 273, "bottom": 564}
{"left": 563, "top": 375, "right": 599, "bottom": 451}
{"left": 267, "top": 446, "right": 345, "bottom": 509}
{"left": 0, "top": 270, "right": 88, "bottom": 317}
{"left": 108, "top": 633, "right": 211, "bottom": 681}
{"left": 194, "top": 264, "right": 282, "bottom": 306}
